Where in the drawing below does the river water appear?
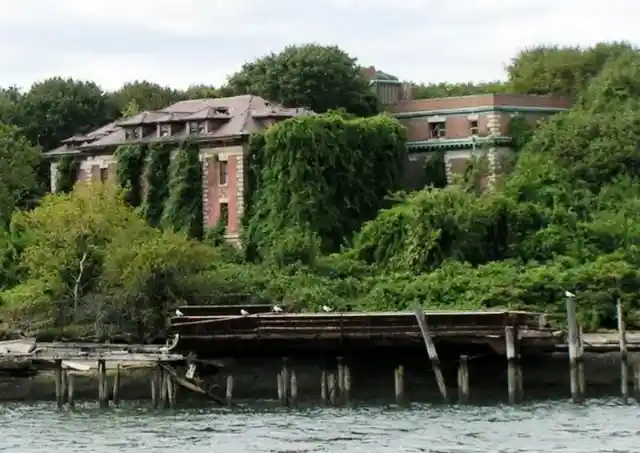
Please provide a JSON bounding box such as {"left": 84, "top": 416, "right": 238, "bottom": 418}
{"left": 2, "top": 399, "right": 639, "bottom": 452}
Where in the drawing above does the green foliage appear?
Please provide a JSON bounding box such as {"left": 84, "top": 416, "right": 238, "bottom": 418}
{"left": 227, "top": 44, "right": 378, "bottom": 116}
{"left": 423, "top": 151, "right": 447, "bottom": 188}
{"left": 0, "top": 124, "right": 41, "bottom": 226}
{"left": 140, "top": 145, "right": 171, "bottom": 227}
{"left": 413, "top": 81, "right": 508, "bottom": 99}
{"left": 55, "top": 156, "right": 81, "bottom": 194}
{"left": 109, "top": 81, "right": 185, "bottom": 113}
{"left": 507, "top": 115, "right": 536, "bottom": 152}
{"left": 246, "top": 112, "right": 407, "bottom": 259}
{"left": 163, "top": 140, "right": 203, "bottom": 240}
{"left": 506, "top": 42, "right": 635, "bottom": 97}
{"left": 115, "top": 144, "right": 146, "bottom": 207}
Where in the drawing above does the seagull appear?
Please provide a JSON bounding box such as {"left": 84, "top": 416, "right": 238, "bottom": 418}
{"left": 175, "top": 309, "right": 184, "bottom": 317}
{"left": 322, "top": 305, "right": 333, "bottom": 313}
{"left": 564, "top": 290, "right": 576, "bottom": 298}
{"left": 272, "top": 305, "right": 283, "bottom": 313}
{"left": 240, "top": 309, "right": 250, "bottom": 316}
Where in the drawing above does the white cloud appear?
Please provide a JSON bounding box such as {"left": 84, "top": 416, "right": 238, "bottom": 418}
{"left": 0, "top": 0, "right": 637, "bottom": 91}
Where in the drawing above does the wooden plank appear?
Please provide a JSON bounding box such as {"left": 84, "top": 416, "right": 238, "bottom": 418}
{"left": 413, "top": 306, "right": 448, "bottom": 401}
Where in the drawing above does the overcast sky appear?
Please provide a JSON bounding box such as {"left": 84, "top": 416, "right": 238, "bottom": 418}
{"left": 0, "top": 0, "right": 637, "bottom": 91}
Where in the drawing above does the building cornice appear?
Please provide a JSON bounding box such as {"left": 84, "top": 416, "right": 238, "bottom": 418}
{"left": 394, "top": 105, "right": 568, "bottom": 119}
{"left": 407, "top": 136, "right": 512, "bottom": 151}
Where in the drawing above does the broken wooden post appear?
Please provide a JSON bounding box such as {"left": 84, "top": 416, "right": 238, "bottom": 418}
{"left": 166, "top": 373, "right": 176, "bottom": 409}
{"left": 151, "top": 367, "right": 160, "bottom": 408}
{"left": 457, "top": 355, "right": 470, "bottom": 404}
{"left": 97, "top": 359, "right": 108, "bottom": 408}
{"left": 413, "top": 306, "right": 447, "bottom": 402}
{"left": 54, "top": 359, "right": 63, "bottom": 409}
{"left": 505, "top": 326, "right": 518, "bottom": 404}
{"left": 112, "top": 364, "right": 121, "bottom": 407}
{"left": 394, "top": 365, "right": 405, "bottom": 405}
{"left": 160, "top": 368, "right": 169, "bottom": 408}
{"left": 226, "top": 374, "right": 234, "bottom": 407}
{"left": 617, "top": 299, "right": 629, "bottom": 403}
{"left": 565, "top": 293, "right": 584, "bottom": 403}
{"left": 290, "top": 370, "right": 298, "bottom": 406}
{"left": 67, "top": 372, "right": 75, "bottom": 408}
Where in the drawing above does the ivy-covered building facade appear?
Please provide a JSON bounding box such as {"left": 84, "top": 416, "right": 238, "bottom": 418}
{"left": 46, "top": 95, "right": 311, "bottom": 243}
{"left": 366, "top": 67, "right": 573, "bottom": 189}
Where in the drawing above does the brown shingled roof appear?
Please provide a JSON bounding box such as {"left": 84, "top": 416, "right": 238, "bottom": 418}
{"left": 47, "top": 95, "right": 312, "bottom": 155}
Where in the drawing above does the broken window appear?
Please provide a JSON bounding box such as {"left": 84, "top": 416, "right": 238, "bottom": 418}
{"left": 429, "top": 121, "right": 446, "bottom": 138}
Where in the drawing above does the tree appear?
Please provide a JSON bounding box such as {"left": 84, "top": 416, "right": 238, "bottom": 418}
{"left": 226, "top": 44, "right": 378, "bottom": 116}
{"left": 413, "top": 81, "right": 508, "bottom": 99}
{"left": 0, "top": 124, "right": 41, "bottom": 225}
{"left": 506, "top": 42, "right": 636, "bottom": 98}
{"left": 109, "top": 80, "right": 185, "bottom": 115}
{"left": 15, "top": 77, "right": 115, "bottom": 152}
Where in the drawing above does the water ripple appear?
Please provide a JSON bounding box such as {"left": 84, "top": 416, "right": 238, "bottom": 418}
{"left": 2, "top": 399, "right": 640, "bottom": 452}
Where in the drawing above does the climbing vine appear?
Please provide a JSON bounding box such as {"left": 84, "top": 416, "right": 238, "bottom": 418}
{"left": 55, "top": 156, "right": 81, "bottom": 193}
{"left": 141, "top": 144, "right": 171, "bottom": 227}
{"left": 508, "top": 115, "right": 536, "bottom": 152}
{"left": 424, "top": 151, "right": 447, "bottom": 189}
{"left": 246, "top": 112, "right": 407, "bottom": 260}
{"left": 115, "top": 145, "right": 146, "bottom": 207}
{"left": 162, "top": 139, "right": 203, "bottom": 239}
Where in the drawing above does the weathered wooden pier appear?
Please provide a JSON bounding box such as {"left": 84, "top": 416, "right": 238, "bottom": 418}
{"left": 1, "top": 300, "right": 639, "bottom": 408}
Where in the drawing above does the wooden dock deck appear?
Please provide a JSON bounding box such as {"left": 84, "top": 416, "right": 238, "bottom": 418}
{"left": 170, "top": 307, "right": 562, "bottom": 358}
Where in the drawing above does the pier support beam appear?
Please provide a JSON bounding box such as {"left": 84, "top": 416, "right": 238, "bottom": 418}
{"left": 617, "top": 299, "right": 629, "bottom": 404}
{"left": 67, "top": 372, "right": 75, "bottom": 408}
{"left": 343, "top": 361, "right": 352, "bottom": 405}
{"left": 112, "top": 364, "right": 121, "bottom": 407}
{"left": 226, "top": 374, "right": 234, "bottom": 407}
{"left": 98, "top": 359, "right": 108, "bottom": 408}
{"left": 414, "top": 306, "right": 448, "bottom": 402}
{"left": 151, "top": 366, "right": 160, "bottom": 408}
{"left": 290, "top": 370, "right": 298, "bottom": 406}
{"left": 505, "top": 326, "right": 521, "bottom": 404}
{"left": 320, "top": 370, "right": 329, "bottom": 405}
{"left": 566, "top": 294, "right": 585, "bottom": 403}
{"left": 457, "top": 355, "right": 470, "bottom": 404}
{"left": 54, "top": 359, "right": 63, "bottom": 409}
{"left": 327, "top": 372, "right": 337, "bottom": 406}
{"left": 279, "top": 358, "right": 290, "bottom": 406}
{"left": 394, "top": 365, "right": 405, "bottom": 405}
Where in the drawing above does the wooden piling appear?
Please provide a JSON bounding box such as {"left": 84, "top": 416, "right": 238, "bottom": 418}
{"left": 634, "top": 363, "right": 640, "bottom": 402}
{"left": 67, "top": 372, "right": 75, "bottom": 408}
{"left": 277, "top": 370, "right": 284, "bottom": 404}
{"left": 160, "top": 368, "right": 169, "bottom": 408}
{"left": 281, "top": 358, "right": 290, "bottom": 406}
{"left": 97, "top": 359, "right": 108, "bottom": 408}
{"left": 166, "top": 373, "right": 176, "bottom": 408}
{"left": 343, "top": 362, "right": 352, "bottom": 405}
{"left": 112, "top": 364, "right": 121, "bottom": 407}
{"left": 337, "top": 357, "right": 345, "bottom": 404}
{"left": 54, "top": 359, "right": 63, "bottom": 409}
{"left": 565, "top": 294, "right": 584, "bottom": 403}
{"left": 327, "top": 372, "right": 337, "bottom": 406}
{"left": 394, "top": 365, "right": 405, "bottom": 405}
{"left": 505, "top": 326, "right": 518, "bottom": 404}
{"left": 457, "top": 355, "right": 470, "bottom": 404}
{"left": 320, "top": 370, "right": 329, "bottom": 405}
{"left": 226, "top": 374, "right": 234, "bottom": 407}
{"left": 290, "top": 370, "right": 298, "bottom": 406}
{"left": 617, "top": 299, "right": 629, "bottom": 403}
{"left": 151, "top": 367, "right": 160, "bottom": 408}
{"left": 413, "top": 306, "right": 448, "bottom": 402}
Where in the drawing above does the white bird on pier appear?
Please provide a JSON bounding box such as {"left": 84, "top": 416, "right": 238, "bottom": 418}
{"left": 272, "top": 305, "right": 283, "bottom": 313}
{"left": 322, "top": 305, "right": 333, "bottom": 313}
{"left": 240, "top": 309, "right": 250, "bottom": 316}
{"left": 175, "top": 309, "right": 184, "bottom": 317}
{"left": 564, "top": 290, "right": 576, "bottom": 298}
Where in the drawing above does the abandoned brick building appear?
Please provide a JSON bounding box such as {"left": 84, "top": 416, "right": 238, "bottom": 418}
{"left": 46, "top": 70, "right": 571, "bottom": 241}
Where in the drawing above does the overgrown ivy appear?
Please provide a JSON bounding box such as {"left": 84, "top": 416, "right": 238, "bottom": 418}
{"left": 204, "top": 207, "right": 228, "bottom": 247}
{"left": 55, "top": 156, "right": 81, "bottom": 193}
{"left": 424, "top": 151, "right": 447, "bottom": 189}
{"left": 508, "top": 115, "right": 536, "bottom": 152}
{"left": 163, "top": 139, "right": 203, "bottom": 239}
{"left": 141, "top": 144, "right": 171, "bottom": 227}
{"left": 115, "top": 145, "right": 146, "bottom": 207}
{"left": 246, "top": 112, "right": 407, "bottom": 260}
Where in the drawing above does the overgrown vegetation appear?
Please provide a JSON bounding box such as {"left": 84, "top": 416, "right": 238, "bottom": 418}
{"left": 1, "top": 41, "right": 639, "bottom": 341}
